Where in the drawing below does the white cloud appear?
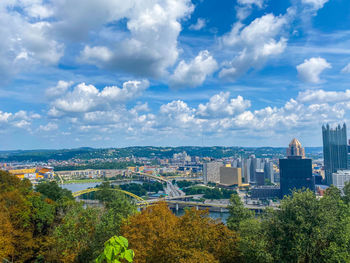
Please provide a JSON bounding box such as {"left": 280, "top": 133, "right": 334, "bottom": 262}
{"left": 131, "top": 103, "right": 150, "bottom": 114}
{"left": 197, "top": 92, "right": 251, "bottom": 118}
{"left": 46, "top": 81, "right": 74, "bottom": 98}
{"left": 0, "top": 1, "right": 64, "bottom": 82}
{"left": 159, "top": 100, "right": 201, "bottom": 129}
{"left": 341, "top": 63, "right": 350, "bottom": 74}
{"left": 219, "top": 12, "right": 291, "bottom": 81}
{"left": 189, "top": 18, "right": 206, "bottom": 31}
{"left": 148, "top": 88, "right": 350, "bottom": 139}
{"left": 48, "top": 80, "right": 149, "bottom": 115}
{"left": 39, "top": 122, "right": 58, "bottom": 132}
{"left": 237, "top": 0, "right": 265, "bottom": 8}
{"left": 170, "top": 50, "right": 218, "bottom": 88}
{"left": 235, "top": 0, "right": 266, "bottom": 21}
{"left": 0, "top": 111, "right": 13, "bottom": 123}
{"left": 218, "top": 67, "right": 237, "bottom": 80}
{"left": 298, "top": 89, "right": 350, "bottom": 103}
{"left": 80, "top": 46, "right": 113, "bottom": 64}
{"left": 0, "top": 109, "right": 39, "bottom": 130}
{"left": 301, "top": 0, "right": 329, "bottom": 10}
{"left": 296, "top": 57, "right": 331, "bottom": 83}
{"left": 51, "top": 0, "right": 133, "bottom": 41}
{"left": 79, "top": 0, "right": 194, "bottom": 78}
{"left": 0, "top": 0, "right": 195, "bottom": 81}
{"left": 30, "top": 86, "right": 350, "bottom": 144}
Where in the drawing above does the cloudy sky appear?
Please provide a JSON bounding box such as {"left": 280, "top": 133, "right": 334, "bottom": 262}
{"left": 1, "top": 0, "right": 350, "bottom": 149}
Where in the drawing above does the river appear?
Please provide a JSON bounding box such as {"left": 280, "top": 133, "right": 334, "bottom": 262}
{"left": 61, "top": 182, "right": 230, "bottom": 224}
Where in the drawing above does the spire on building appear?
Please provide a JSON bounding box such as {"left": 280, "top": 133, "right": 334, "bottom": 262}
{"left": 287, "top": 138, "right": 305, "bottom": 159}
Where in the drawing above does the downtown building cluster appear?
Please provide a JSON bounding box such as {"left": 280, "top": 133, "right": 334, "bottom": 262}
{"left": 203, "top": 123, "right": 350, "bottom": 199}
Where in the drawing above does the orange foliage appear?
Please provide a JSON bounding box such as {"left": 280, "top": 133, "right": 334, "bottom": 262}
{"left": 0, "top": 203, "right": 15, "bottom": 261}
{"left": 0, "top": 172, "right": 55, "bottom": 262}
{"left": 121, "top": 202, "right": 240, "bottom": 263}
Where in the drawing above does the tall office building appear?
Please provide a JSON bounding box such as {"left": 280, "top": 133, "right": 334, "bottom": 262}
{"left": 242, "top": 159, "right": 251, "bottom": 183}
{"left": 322, "top": 123, "right": 348, "bottom": 185}
{"left": 255, "top": 169, "right": 265, "bottom": 186}
{"left": 219, "top": 167, "right": 242, "bottom": 186}
{"left": 203, "top": 162, "right": 223, "bottom": 184}
{"left": 249, "top": 156, "right": 257, "bottom": 182}
{"left": 264, "top": 161, "right": 275, "bottom": 184}
{"left": 280, "top": 139, "right": 314, "bottom": 198}
{"left": 287, "top": 138, "right": 305, "bottom": 158}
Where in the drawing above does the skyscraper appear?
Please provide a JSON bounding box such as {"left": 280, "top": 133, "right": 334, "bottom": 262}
{"left": 219, "top": 167, "right": 242, "bottom": 186}
{"left": 203, "top": 162, "right": 223, "bottom": 184}
{"left": 279, "top": 138, "right": 314, "bottom": 198}
{"left": 286, "top": 138, "right": 305, "bottom": 158}
{"left": 322, "top": 123, "right": 348, "bottom": 185}
{"left": 264, "top": 160, "right": 275, "bottom": 183}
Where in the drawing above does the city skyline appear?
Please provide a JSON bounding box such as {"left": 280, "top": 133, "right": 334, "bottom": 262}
{"left": 1, "top": 0, "right": 350, "bottom": 149}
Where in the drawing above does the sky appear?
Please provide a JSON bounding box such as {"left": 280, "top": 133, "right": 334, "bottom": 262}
{"left": 1, "top": 0, "right": 350, "bottom": 149}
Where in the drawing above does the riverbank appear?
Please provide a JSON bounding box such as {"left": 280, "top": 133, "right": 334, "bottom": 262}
{"left": 61, "top": 178, "right": 104, "bottom": 184}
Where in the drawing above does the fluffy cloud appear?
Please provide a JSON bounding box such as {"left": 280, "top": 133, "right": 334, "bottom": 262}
{"left": 147, "top": 88, "right": 350, "bottom": 138}
{"left": 38, "top": 122, "right": 58, "bottom": 132}
{"left": 219, "top": 12, "right": 290, "bottom": 81}
{"left": 0, "top": 0, "right": 63, "bottom": 82}
{"left": 27, "top": 86, "right": 350, "bottom": 143}
{"left": 79, "top": 0, "right": 194, "bottom": 78}
{"left": 48, "top": 80, "right": 149, "bottom": 116}
{"left": 46, "top": 81, "right": 73, "bottom": 98}
{"left": 160, "top": 100, "right": 197, "bottom": 126}
{"left": 0, "top": 109, "right": 40, "bottom": 130}
{"left": 170, "top": 50, "right": 218, "bottom": 88}
{"left": 235, "top": 0, "right": 266, "bottom": 20}
{"left": 297, "top": 57, "right": 331, "bottom": 83}
{"left": 197, "top": 92, "right": 250, "bottom": 118}
{"left": 0, "top": 0, "right": 194, "bottom": 82}
{"left": 189, "top": 18, "right": 206, "bottom": 31}
{"left": 298, "top": 89, "right": 350, "bottom": 103}
{"left": 237, "top": 0, "right": 265, "bottom": 8}
{"left": 301, "top": 0, "right": 329, "bottom": 10}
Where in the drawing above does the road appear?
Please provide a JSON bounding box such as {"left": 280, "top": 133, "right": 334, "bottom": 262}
{"left": 165, "top": 181, "right": 185, "bottom": 197}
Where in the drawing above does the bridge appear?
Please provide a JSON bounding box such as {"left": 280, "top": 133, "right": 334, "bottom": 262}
{"left": 73, "top": 188, "right": 149, "bottom": 206}
{"left": 129, "top": 171, "right": 169, "bottom": 183}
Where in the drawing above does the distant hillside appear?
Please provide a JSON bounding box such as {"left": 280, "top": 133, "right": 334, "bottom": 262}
{"left": 0, "top": 146, "right": 323, "bottom": 162}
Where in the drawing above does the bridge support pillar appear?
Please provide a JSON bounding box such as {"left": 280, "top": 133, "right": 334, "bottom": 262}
{"left": 176, "top": 203, "right": 179, "bottom": 211}
{"left": 196, "top": 205, "right": 199, "bottom": 211}
{"left": 220, "top": 207, "right": 223, "bottom": 213}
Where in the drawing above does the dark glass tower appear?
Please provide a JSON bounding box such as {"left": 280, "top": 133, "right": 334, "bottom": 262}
{"left": 322, "top": 123, "right": 348, "bottom": 185}
{"left": 279, "top": 139, "right": 314, "bottom": 198}
{"left": 280, "top": 158, "right": 314, "bottom": 198}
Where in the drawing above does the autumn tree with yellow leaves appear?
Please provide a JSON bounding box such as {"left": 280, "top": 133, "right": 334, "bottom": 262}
{"left": 121, "top": 202, "right": 240, "bottom": 263}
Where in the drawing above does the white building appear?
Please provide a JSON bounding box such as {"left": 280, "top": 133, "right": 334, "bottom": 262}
{"left": 203, "top": 162, "right": 223, "bottom": 184}
{"left": 332, "top": 170, "right": 350, "bottom": 191}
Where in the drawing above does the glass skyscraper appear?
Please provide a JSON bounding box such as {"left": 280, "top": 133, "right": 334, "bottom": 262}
{"left": 279, "top": 139, "right": 314, "bottom": 198}
{"left": 322, "top": 123, "right": 348, "bottom": 185}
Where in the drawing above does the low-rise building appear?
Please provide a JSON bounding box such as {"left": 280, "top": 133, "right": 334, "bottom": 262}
{"left": 332, "top": 170, "right": 350, "bottom": 191}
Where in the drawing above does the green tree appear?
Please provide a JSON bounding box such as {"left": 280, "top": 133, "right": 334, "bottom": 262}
{"left": 35, "top": 181, "right": 73, "bottom": 201}
{"left": 95, "top": 182, "right": 121, "bottom": 204}
{"left": 227, "top": 194, "right": 253, "bottom": 231}
{"left": 264, "top": 189, "right": 350, "bottom": 263}
{"left": 342, "top": 181, "right": 350, "bottom": 204}
{"left": 46, "top": 202, "right": 100, "bottom": 262}
{"left": 89, "top": 194, "right": 137, "bottom": 260}
{"left": 238, "top": 218, "right": 273, "bottom": 263}
{"left": 96, "top": 236, "right": 134, "bottom": 263}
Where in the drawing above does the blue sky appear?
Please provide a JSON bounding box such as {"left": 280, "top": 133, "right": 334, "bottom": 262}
{"left": 1, "top": 0, "right": 350, "bottom": 149}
